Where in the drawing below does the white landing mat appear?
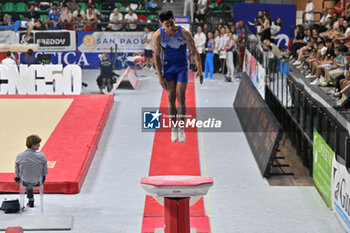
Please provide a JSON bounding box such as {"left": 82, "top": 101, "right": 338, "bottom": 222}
{"left": 0, "top": 215, "right": 73, "bottom": 231}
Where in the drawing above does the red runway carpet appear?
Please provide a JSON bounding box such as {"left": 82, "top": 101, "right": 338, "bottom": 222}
{"left": 141, "top": 73, "right": 211, "bottom": 233}
{"left": 0, "top": 95, "right": 113, "bottom": 194}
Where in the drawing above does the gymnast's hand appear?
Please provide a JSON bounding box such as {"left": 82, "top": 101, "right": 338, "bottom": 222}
{"left": 196, "top": 69, "right": 203, "bottom": 84}
{"left": 159, "top": 77, "right": 168, "bottom": 91}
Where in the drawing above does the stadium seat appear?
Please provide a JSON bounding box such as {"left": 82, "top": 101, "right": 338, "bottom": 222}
{"left": 19, "top": 14, "right": 25, "bottom": 20}
{"left": 147, "top": 14, "right": 157, "bottom": 22}
{"left": 40, "top": 14, "right": 48, "bottom": 23}
{"left": 77, "top": 2, "right": 87, "bottom": 12}
{"left": 138, "top": 14, "right": 147, "bottom": 22}
{"left": 0, "top": 3, "right": 3, "bottom": 12}
{"left": 15, "top": 2, "right": 27, "bottom": 13}
{"left": 3, "top": 3, "right": 15, "bottom": 13}
{"left": 115, "top": 2, "right": 123, "bottom": 9}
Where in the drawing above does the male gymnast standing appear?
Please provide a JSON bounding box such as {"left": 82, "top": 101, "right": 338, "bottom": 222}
{"left": 153, "top": 10, "right": 203, "bottom": 143}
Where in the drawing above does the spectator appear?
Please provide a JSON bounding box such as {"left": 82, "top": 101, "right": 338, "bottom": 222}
{"left": 14, "top": 135, "right": 48, "bottom": 208}
{"left": 148, "top": 0, "right": 161, "bottom": 11}
{"left": 48, "top": 2, "right": 61, "bottom": 15}
{"left": 304, "top": 0, "right": 315, "bottom": 25}
{"left": 331, "top": 0, "right": 346, "bottom": 16}
{"left": 2, "top": 51, "right": 16, "bottom": 66}
{"left": 84, "top": 6, "right": 98, "bottom": 31}
{"left": 46, "top": 8, "right": 62, "bottom": 30}
{"left": 310, "top": 38, "right": 335, "bottom": 85}
{"left": 197, "top": 0, "right": 207, "bottom": 15}
{"left": 203, "top": 24, "right": 209, "bottom": 38}
{"left": 124, "top": 8, "right": 138, "bottom": 31}
{"left": 25, "top": 4, "right": 40, "bottom": 22}
{"left": 263, "top": 39, "right": 282, "bottom": 75}
{"left": 60, "top": 6, "right": 74, "bottom": 30}
{"left": 213, "top": 29, "right": 220, "bottom": 73}
{"left": 65, "top": 0, "right": 76, "bottom": 11}
{"left": 193, "top": 8, "right": 203, "bottom": 24}
{"left": 259, "top": 11, "right": 271, "bottom": 42}
{"left": 22, "top": 49, "right": 40, "bottom": 66}
{"left": 73, "top": 5, "right": 85, "bottom": 20}
{"left": 289, "top": 25, "right": 307, "bottom": 59}
{"left": 143, "top": 26, "right": 154, "bottom": 70}
{"left": 218, "top": 27, "right": 228, "bottom": 73}
{"left": 322, "top": 44, "right": 347, "bottom": 87}
{"left": 225, "top": 31, "right": 235, "bottom": 82}
{"left": 74, "top": 14, "right": 85, "bottom": 31}
{"left": 204, "top": 31, "right": 215, "bottom": 80}
{"left": 0, "top": 13, "right": 11, "bottom": 26}
{"left": 319, "top": 8, "right": 331, "bottom": 32}
{"left": 270, "top": 18, "right": 282, "bottom": 43}
{"left": 163, "top": 0, "right": 174, "bottom": 4}
{"left": 107, "top": 8, "right": 123, "bottom": 31}
{"left": 194, "top": 26, "right": 206, "bottom": 70}
{"left": 183, "top": 0, "right": 194, "bottom": 21}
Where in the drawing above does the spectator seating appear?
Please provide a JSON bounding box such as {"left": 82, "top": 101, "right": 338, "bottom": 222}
{"left": 3, "top": 3, "right": 15, "bottom": 13}
{"left": 15, "top": 2, "right": 27, "bottom": 14}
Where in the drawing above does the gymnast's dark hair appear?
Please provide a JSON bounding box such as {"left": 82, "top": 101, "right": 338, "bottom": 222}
{"left": 158, "top": 10, "right": 174, "bottom": 23}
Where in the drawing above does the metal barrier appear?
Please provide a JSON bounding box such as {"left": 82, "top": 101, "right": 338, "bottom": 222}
{"left": 246, "top": 32, "right": 350, "bottom": 172}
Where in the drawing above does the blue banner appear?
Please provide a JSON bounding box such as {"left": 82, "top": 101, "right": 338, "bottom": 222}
{"left": 233, "top": 3, "right": 296, "bottom": 49}
{"left": 19, "top": 51, "right": 146, "bottom": 69}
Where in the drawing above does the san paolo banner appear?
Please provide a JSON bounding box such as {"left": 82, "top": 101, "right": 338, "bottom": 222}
{"left": 19, "top": 30, "right": 76, "bottom": 52}
{"left": 77, "top": 31, "right": 146, "bottom": 53}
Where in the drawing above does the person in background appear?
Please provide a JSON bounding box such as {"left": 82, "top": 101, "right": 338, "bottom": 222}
{"left": 73, "top": 4, "right": 85, "bottom": 20}
{"left": 270, "top": 18, "right": 282, "bottom": 44}
{"left": 84, "top": 6, "right": 98, "bottom": 31}
{"left": 197, "top": 0, "right": 207, "bottom": 16}
{"left": 107, "top": 8, "right": 123, "bottom": 31}
{"left": 204, "top": 31, "right": 215, "bottom": 79}
{"left": 60, "top": 5, "right": 74, "bottom": 30}
{"left": 194, "top": 25, "right": 206, "bottom": 71}
{"left": 124, "top": 8, "right": 138, "bottom": 31}
{"left": 193, "top": 8, "right": 203, "bottom": 24}
{"left": 224, "top": 31, "right": 235, "bottom": 82}
{"left": 305, "top": 0, "right": 315, "bottom": 25}
{"left": 46, "top": 8, "right": 62, "bottom": 30}
{"left": 14, "top": 135, "right": 48, "bottom": 208}
{"left": 143, "top": 26, "right": 154, "bottom": 70}
{"left": 213, "top": 29, "right": 220, "bottom": 73}
{"left": 25, "top": 4, "right": 40, "bottom": 22}
{"left": 74, "top": 14, "right": 85, "bottom": 31}
{"left": 2, "top": 51, "right": 16, "bottom": 66}
{"left": 183, "top": 0, "right": 194, "bottom": 21}
{"left": 22, "top": 49, "right": 40, "bottom": 66}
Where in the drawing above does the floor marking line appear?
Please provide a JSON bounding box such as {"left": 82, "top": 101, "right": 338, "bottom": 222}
{"left": 195, "top": 80, "right": 214, "bottom": 233}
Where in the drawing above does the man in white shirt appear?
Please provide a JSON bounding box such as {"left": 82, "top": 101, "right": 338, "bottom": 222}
{"left": 124, "top": 8, "right": 138, "bottom": 31}
{"left": 73, "top": 5, "right": 85, "bottom": 19}
{"left": 197, "top": 0, "right": 207, "bottom": 15}
{"left": 108, "top": 8, "right": 123, "bottom": 31}
{"left": 305, "top": 0, "right": 315, "bottom": 25}
{"left": 194, "top": 26, "right": 206, "bottom": 70}
{"left": 1, "top": 51, "right": 16, "bottom": 66}
{"left": 143, "top": 26, "right": 154, "bottom": 69}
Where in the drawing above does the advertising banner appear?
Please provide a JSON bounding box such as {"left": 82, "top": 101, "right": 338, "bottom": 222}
{"left": 19, "top": 30, "right": 76, "bottom": 52}
{"left": 332, "top": 156, "right": 350, "bottom": 232}
{"left": 19, "top": 51, "right": 147, "bottom": 69}
{"left": 233, "top": 3, "right": 296, "bottom": 49}
{"left": 313, "top": 129, "right": 333, "bottom": 209}
{"left": 77, "top": 31, "right": 145, "bottom": 53}
{"left": 257, "top": 63, "right": 265, "bottom": 98}
{"left": 0, "top": 31, "right": 17, "bottom": 44}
